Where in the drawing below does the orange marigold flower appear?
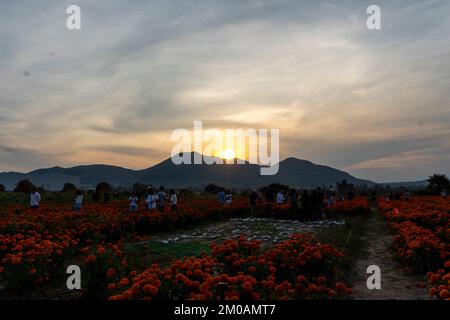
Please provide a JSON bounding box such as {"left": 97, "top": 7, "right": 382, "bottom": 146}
{"left": 317, "top": 276, "right": 327, "bottom": 284}
{"left": 143, "top": 284, "right": 158, "bottom": 295}
{"left": 439, "top": 289, "right": 449, "bottom": 299}
{"left": 106, "top": 268, "right": 116, "bottom": 278}
{"left": 335, "top": 282, "right": 346, "bottom": 291}
{"left": 118, "top": 278, "right": 129, "bottom": 288}
{"left": 429, "top": 288, "right": 437, "bottom": 297}
{"left": 242, "top": 281, "right": 253, "bottom": 292}
{"left": 107, "top": 283, "right": 116, "bottom": 291}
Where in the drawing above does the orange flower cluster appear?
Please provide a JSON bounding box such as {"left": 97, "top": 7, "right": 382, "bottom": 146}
{"left": 108, "top": 235, "right": 351, "bottom": 300}
{"left": 427, "top": 260, "right": 450, "bottom": 300}
{"left": 0, "top": 198, "right": 250, "bottom": 291}
{"left": 1, "top": 196, "right": 355, "bottom": 298}
{"left": 325, "top": 197, "right": 370, "bottom": 217}
{"left": 378, "top": 196, "right": 450, "bottom": 299}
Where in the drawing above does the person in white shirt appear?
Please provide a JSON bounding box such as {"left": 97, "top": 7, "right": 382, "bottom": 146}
{"left": 225, "top": 191, "right": 233, "bottom": 205}
{"left": 129, "top": 193, "right": 139, "bottom": 212}
{"left": 169, "top": 189, "right": 177, "bottom": 211}
{"left": 30, "top": 188, "right": 41, "bottom": 209}
{"left": 276, "top": 191, "right": 285, "bottom": 204}
{"left": 74, "top": 189, "right": 83, "bottom": 212}
{"left": 145, "top": 188, "right": 159, "bottom": 211}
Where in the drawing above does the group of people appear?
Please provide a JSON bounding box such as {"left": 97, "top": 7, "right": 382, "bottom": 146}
{"left": 27, "top": 186, "right": 178, "bottom": 213}
{"left": 217, "top": 190, "right": 233, "bottom": 205}
{"left": 137, "top": 186, "right": 178, "bottom": 212}
{"left": 277, "top": 188, "right": 328, "bottom": 220}
{"left": 247, "top": 188, "right": 356, "bottom": 221}
{"left": 383, "top": 190, "right": 411, "bottom": 201}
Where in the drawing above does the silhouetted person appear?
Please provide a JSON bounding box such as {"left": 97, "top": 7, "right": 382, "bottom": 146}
{"left": 169, "top": 189, "right": 177, "bottom": 211}
{"left": 157, "top": 186, "right": 166, "bottom": 212}
{"left": 371, "top": 191, "right": 377, "bottom": 202}
{"left": 104, "top": 192, "right": 110, "bottom": 203}
{"left": 347, "top": 190, "right": 354, "bottom": 201}
{"left": 250, "top": 190, "right": 258, "bottom": 215}
{"left": 93, "top": 191, "right": 99, "bottom": 203}
{"left": 289, "top": 189, "right": 298, "bottom": 216}
{"left": 301, "top": 190, "right": 311, "bottom": 221}
{"left": 217, "top": 190, "right": 226, "bottom": 205}
{"left": 265, "top": 189, "right": 275, "bottom": 202}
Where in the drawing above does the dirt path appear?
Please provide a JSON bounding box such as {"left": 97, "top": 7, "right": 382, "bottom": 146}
{"left": 349, "top": 207, "right": 428, "bottom": 300}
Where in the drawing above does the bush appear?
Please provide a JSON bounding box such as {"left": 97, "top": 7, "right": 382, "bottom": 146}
{"left": 61, "top": 183, "right": 77, "bottom": 193}
{"left": 14, "top": 180, "right": 35, "bottom": 193}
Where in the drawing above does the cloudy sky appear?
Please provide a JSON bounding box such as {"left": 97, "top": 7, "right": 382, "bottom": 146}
{"left": 0, "top": 0, "right": 449, "bottom": 182}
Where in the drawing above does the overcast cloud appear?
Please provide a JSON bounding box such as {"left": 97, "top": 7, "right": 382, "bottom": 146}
{"left": 0, "top": 0, "right": 449, "bottom": 182}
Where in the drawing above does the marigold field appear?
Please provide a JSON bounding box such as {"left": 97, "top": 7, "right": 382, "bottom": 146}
{"left": 377, "top": 196, "right": 450, "bottom": 300}
{"left": 0, "top": 195, "right": 448, "bottom": 300}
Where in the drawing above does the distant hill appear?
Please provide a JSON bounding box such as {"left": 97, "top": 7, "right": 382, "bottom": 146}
{"left": 0, "top": 153, "right": 374, "bottom": 191}
{"left": 0, "top": 171, "right": 80, "bottom": 191}
{"left": 378, "top": 180, "right": 428, "bottom": 189}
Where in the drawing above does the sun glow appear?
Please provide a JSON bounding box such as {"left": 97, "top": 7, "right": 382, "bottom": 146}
{"left": 221, "top": 149, "right": 236, "bottom": 160}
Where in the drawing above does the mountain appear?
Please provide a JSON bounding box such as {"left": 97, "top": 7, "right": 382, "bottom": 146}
{"left": 259, "top": 157, "right": 373, "bottom": 188}
{"left": 29, "top": 165, "right": 138, "bottom": 186}
{"left": 0, "top": 153, "right": 374, "bottom": 190}
{"left": 0, "top": 171, "right": 80, "bottom": 191}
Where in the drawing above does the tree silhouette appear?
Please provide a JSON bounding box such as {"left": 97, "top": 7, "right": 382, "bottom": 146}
{"left": 62, "top": 183, "right": 77, "bottom": 193}
{"left": 427, "top": 174, "right": 450, "bottom": 194}
{"left": 14, "top": 179, "right": 35, "bottom": 193}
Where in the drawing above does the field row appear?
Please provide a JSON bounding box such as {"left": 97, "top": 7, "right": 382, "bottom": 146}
{"left": 0, "top": 197, "right": 368, "bottom": 298}
{"left": 378, "top": 196, "right": 450, "bottom": 300}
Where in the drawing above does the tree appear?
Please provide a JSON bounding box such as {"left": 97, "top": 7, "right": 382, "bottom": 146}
{"left": 204, "top": 184, "right": 223, "bottom": 194}
{"left": 62, "top": 183, "right": 77, "bottom": 193}
{"left": 0, "top": 184, "right": 5, "bottom": 192}
{"left": 96, "top": 182, "right": 111, "bottom": 195}
{"left": 132, "top": 183, "right": 148, "bottom": 198}
{"left": 337, "top": 179, "right": 355, "bottom": 192}
{"left": 14, "top": 179, "right": 35, "bottom": 193}
{"left": 427, "top": 174, "right": 450, "bottom": 194}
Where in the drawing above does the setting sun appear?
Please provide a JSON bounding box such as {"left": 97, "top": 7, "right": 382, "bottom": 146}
{"left": 221, "top": 149, "right": 236, "bottom": 160}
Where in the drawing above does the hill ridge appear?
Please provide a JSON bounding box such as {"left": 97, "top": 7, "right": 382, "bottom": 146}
{"left": 0, "top": 152, "right": 373, "bottom": 190}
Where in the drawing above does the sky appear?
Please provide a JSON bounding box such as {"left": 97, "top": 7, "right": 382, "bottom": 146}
{"left": 0, "top": 0, "right": 449, "bottom": 182}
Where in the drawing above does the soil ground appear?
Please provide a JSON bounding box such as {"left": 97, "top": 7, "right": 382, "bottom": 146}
{"left": 347, "top": 207, "right": 428, "bottom": 300}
